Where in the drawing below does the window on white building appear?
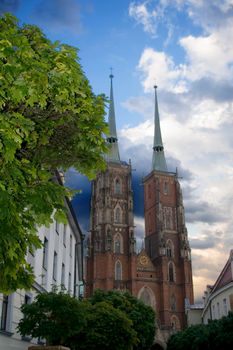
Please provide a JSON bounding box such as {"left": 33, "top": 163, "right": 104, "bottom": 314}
{"left": 70, "top": 234, "right": 73, "bottom": 257}
{"left": 217, "top": 302, "right": 220, "bottom": 318}
{"left": 212, "top": 304, "right": 215, "bottom": 319}
{"left": 42, "top": 237, "right": 48, "bottom": 270}
{"left": 223, "top": 298, "right": 228, "bottom": 316}
{"left": 53, "top": 251, "right": 58, "bottom": 281}
{"left": 63, "top": 224, "right": 67, "bottom": 247}
{"left": 68, "top": 272, "right": 72, "bottom": 293}
{"left": 1, "top": 295, "right": 8, "bottom": 331}
{"left": 61, "top": 263, "right": 65, "bottom": 286}
{"left": 55, "top": 221, "right": 59, "bottom": 234}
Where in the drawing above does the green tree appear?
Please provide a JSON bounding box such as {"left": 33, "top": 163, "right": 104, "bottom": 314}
{"left": 78, "top": 301, "right": 138, "bottom": 350}
{"left": 0, "top": 13, "right": 108, "bottom": 293}
{"left": 18, "top": 290, "right": 88, "bottom": 347}
{"left": 18, "top": 290, "right": 138, "bottom": 350}
{"left": 89, "top": 289, "right": 156, "bottom": 350}
{"left": 167, "top": 312, "right": 233, "bottom": 350}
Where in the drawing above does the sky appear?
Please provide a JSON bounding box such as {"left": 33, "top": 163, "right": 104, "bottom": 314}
{"left": 2, "top": 0, "right": 233, "bottom": 302}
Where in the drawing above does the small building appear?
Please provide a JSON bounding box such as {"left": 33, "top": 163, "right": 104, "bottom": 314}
{"left": 185, "top": 302, "right": 204, "bottom": 326}
{"left": 202, "top": 249, "right": 233, "bottom": 324}
{"left": 0, "top": 194, "right": 84, "bottom": 350}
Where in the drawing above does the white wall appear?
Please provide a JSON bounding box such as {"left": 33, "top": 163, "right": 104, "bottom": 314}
{"left": 0, "top": 216, "right": 83, "bottom": 349}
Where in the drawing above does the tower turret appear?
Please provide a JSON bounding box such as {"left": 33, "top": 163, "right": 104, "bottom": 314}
{"left": 106, "top": 73, "right": 120, "bottom": 163}
{"left": 152, "top": 86, "right": 167, "bottom": 172}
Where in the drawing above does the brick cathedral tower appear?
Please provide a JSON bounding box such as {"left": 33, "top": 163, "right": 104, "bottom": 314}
{"left": 85, "top": 78, "right": 194, "bottom": 336}
{"left": 85, "top": 74, "right": 137, "bottom": 297}
{"left": 143, "top": 86, "right": 194, "bottom": 330}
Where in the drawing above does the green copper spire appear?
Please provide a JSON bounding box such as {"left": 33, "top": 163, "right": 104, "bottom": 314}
{"left": 106, "top": 73, "right": 120, "bottom": 163}
{"left": 152, "top": 85, "right": 167, "bottom": 172}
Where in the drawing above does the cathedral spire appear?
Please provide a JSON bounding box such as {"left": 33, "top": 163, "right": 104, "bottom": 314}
{"left": 152, "top": 85, "right": 167, "bottom": 172}
{"left": 106, "top": 72, "right": 120, "bottom": 163}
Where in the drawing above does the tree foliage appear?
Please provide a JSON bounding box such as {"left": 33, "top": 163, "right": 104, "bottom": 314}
{"left": 167, "top": 312, "right": 233, "bottom": 350}
{"left": 0, "top": 14, "right": 108, "bottom": 293}
{"left": 18, "top": 290, "right": 138, "bottom": 350}
{"left": 89, "top": 289, "right": 156, "bottom": 350}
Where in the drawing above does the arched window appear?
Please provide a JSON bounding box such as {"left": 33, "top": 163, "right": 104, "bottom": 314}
{"left": 115, "top": 260, "right": 122, "bottom": 280}
{"left": 115, "top": 207, "right": 121, "bottom": 223}
{"left": 138, "top": 286, "right": 156, "bottom": 310}
{"left": 114, "top": 233, "right": 123, "bottom": 254}
{"left": 171, "top": 315, "right": 181, "bottom": 330}
{"left": 140, "top": 289, "right": 151, "bottom": 306}
{"left": 168, "top": 262, "right": 175, "bottom": 282}
{"left": 115, "top": 178, "right": 121, "bottom": 194}
{"left": 166, "top": 240, "right": 174, "bottom": 258}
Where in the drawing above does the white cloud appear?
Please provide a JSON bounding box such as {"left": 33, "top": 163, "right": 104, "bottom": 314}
{"left": 129, "top": 2, "right": 158, "bottom": 35}
{"left": 127, "top": 0, "right": 233, "bottom": 302}
{"left": 137, "top": 48, "right": 187, "bottom": 92}
{"left": 180, "top": 22, "right": 233, "bottom": 82}
{"left": 121, "top": 93, "right": 233, "bottom": 301}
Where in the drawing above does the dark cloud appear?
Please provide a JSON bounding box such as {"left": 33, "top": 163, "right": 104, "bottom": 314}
{"left": 31, "top": 0, "right": 82, "bottom": 34}
{"left": 189, "top": 78, "right": 233, "bottom": 103}
{"left": 185, "top": 199, "right": 226, "bottom": 224}
{"left": 190, "top": 231, "right": 222, "bottom": 250}
{"left": 65, "top": 170, "right": 91, "bottom": 234}
{"left": 0, "top": 0, "right": 20, "bottom": 14}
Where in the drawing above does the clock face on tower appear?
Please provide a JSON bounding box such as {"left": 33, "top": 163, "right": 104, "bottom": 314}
{"left": 139, "top": 255, "right": 149, "bottom": 266}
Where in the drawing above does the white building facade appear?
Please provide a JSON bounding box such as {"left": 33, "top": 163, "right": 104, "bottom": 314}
{"left": 202, "top": 250, "right": 233, "bottom": 324}
{"left": 0, "top": 197, "right": 84, "bottom": 350}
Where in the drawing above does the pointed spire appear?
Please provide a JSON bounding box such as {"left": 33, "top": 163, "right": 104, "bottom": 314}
{"left": 106, "top": 71, "right": 120, "bottom": 163}
{"left": 152, "top": 85, "right": 167, "bottom": 172}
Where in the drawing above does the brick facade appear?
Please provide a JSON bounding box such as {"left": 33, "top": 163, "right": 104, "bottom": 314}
{"left": 85, "top": 164, "right": 194, "bottom": 332}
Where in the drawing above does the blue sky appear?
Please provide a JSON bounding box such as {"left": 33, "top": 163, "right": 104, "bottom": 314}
{"left": 2, "top": 0, "right": 233, "bottom": 301}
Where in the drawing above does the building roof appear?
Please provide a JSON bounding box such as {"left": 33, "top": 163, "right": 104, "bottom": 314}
{"left": 211, "top": 249, "right": 233, "bottom": 294}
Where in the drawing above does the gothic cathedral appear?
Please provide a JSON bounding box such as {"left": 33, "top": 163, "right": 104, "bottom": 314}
{"left": 85, "top": 75, "right": 194, "bottom": 335}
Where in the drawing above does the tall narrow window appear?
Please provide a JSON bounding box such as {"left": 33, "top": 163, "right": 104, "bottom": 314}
{"left": 166, "top": 240, "right": 174, "bottom": 258}
{"left": 115, "top": 178, "right": 121, "bottom": 194}
{"left": 115, "top": 207, "right": 121, "bottom": 223}
{"left": 168, "top": 262, "right": 174, "bottom": 282}
{"left": 42, "top": 237, "right": 48, "bottom": 270}
{"left": 212, "top": 304, "right": 216, "bottom": 319}
{"left": 223, "top": 298, "right": 228, "bottom": 316}
{"left": 114, "top": 235, "right": 121, "bottom": 254}
{"left": 217, "top": 302, "right": 220, "bottom": 318}
{"left": 68, "top": 272, "right": 72, "bottom": 293}
{"left": 164, "top": 181, "right": 169, "bottom": 194}
{"left": 53, "top": 251, "right": 58, "bottom": 281}
{"left": 70, "top": 234, "right": 73, "bottom": 257}
{"left": 63, "top": 224, "right": 67, "bottom": 247}
{"left": 61, "top": 263, "right": 65, "bottom": 286}
{"left": 55, "top": 221, "right": 59, "bottom": 234}
{"left": 115, "top": 261, "right": 122, "bottom": 280}
{"left": 1, "top": 295, "right": 8, "bottom": 330}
